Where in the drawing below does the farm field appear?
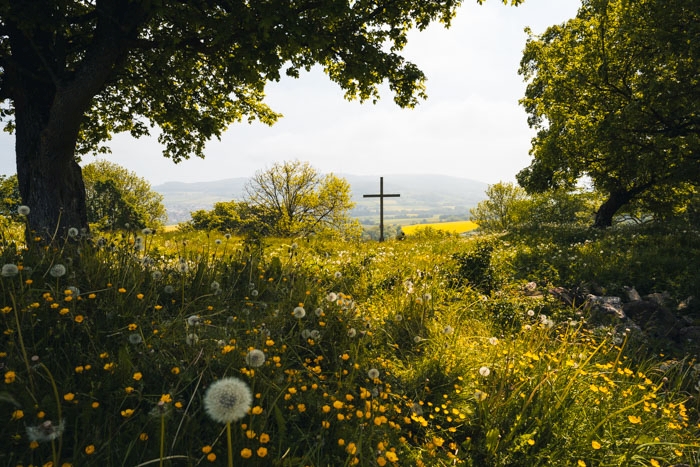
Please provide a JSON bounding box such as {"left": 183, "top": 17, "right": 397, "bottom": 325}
{"left": 401, "top": 220, "right": 479, "bottom": 235}
{"left": 1, "top": 224, "right": 699, "bottom": 466}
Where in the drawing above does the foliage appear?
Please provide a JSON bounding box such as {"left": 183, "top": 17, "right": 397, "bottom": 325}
{"left": 83, "top": 160, "right": 167, "bottom": 231}
{"left": 1, "top": 221, "right": 698, "bottom": 466}
{"left": 470, "top": 182, "right": 529, "bottom": 232}
{"left": 244, "top": 160, "right": 357, "bottom": 237}
{"left": 518, "top": 0, "right": 700, "bottom": 227}
{"left": 0, "top": 174, "right": 20, "bottom": 219}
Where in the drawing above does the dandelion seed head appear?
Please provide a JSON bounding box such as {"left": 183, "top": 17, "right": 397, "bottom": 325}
{"left": 186, "top": 333, "right": 199, "bottom": 346}
{"left": 292, "top": 306, "right": 306, "bottom": 319}
{"left": 488, "top": 337, "right": 498, "bottom": 345}
{"left": 26, "top": 420, "right": 65, "bottom": 442}
{"left": 479, "top": 366, "right": 491, "bottom": 377}
{"left": 367, "top": 368, "right": 380, "bottom": 380}
{"left": 203, "top": 377, "right": 253, "bottom": 424}
{"left": 128, "top": 333, "right": 143, "bottom": 345}
{"left": 347, "top": 328, "right": 357, "bottom": 338}
{"left": 17, "top": 205, "right": 30, "bottom": 216}
{"left": 326, "top": 292, "right": 337, "bottom": 302}
{"left": 163, "top": 285, "right": 175, "bottom": 294}
{"left": 245, "top": 349, "right": 266, "bottom": 368}
{"left": 1, "top": 264, "right": 19, "bottom": 277}
{"left": 49, "top": 264, "right": 66, "bottom": 278}
{"left": 210, "top": 281, "right": 220, "bottom": 291}
{"left": 443, "top": 325, "right": 454, "bottom": 335}
{"left": 67, "top": 227, "right": 79, "bottom": 238}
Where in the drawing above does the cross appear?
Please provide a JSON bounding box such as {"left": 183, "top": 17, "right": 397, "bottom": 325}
{"left": 363, "top": 176, "right": 400, "bottom": 241}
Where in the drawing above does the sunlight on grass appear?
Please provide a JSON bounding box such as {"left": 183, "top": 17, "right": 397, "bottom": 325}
{"left": 0, "top": 222, "right": 698, "bottom": 466}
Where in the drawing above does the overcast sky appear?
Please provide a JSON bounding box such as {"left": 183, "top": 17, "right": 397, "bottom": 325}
{"left": 0, "top": 0, "right": 580, "bottom": 186}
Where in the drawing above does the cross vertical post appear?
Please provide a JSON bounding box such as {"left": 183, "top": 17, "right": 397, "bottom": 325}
{"left": 363, "top": 177, "right": 400, "bottom": 241}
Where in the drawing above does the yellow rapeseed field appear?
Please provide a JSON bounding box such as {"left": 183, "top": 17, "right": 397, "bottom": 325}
{"left": 401, "top": 220, "right": 479, "bottom": 235}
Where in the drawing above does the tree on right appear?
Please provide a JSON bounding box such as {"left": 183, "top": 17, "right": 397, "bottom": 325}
{"left": 517, "top": 0, "right": 700, "bottom": 227}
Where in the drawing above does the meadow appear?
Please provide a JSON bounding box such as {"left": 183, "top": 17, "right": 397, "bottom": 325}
{"left": 1, "top": 219, "right": 699, "bottom": 466}
{"left": 400, "top": 221, "right": 479, "bottom": 236}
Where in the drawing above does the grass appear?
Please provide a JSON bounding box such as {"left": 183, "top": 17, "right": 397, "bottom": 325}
{"left": 1, "top": 220, "right": 699, "bottom": 466}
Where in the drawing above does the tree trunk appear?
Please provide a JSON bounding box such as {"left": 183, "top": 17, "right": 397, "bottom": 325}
{"left": 593, "top": 189, "right": 635, "bottom": 228}
{"left": 13, "top": 80, "right": 89, "bottom": 242}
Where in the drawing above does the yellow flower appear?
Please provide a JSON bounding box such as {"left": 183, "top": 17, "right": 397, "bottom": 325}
{"left": 206, "top": 453, "right": 217, "bottom": 462}
{"left": 577, "top": 461, "right": 586, "bottom": 467}
{"left": 11, "top": 409, "right": 24, "bottom": 420}
{"left": 256, "top": 446, "right": 268, "bottom": 457}
{"left": 139, "top": 433, "right": 149, "bottom": 441}
{"left": 74, "top": 315, "right": 84, "bottom": 323}
{"left": 650, "top": 460, "right": 660, "bottom": 467}
{"left": 171, "top": 367, "right": 180, "bottom": 375}
{"left": 385, "top": 451, "right": 399, "bottom": 462}
{"left": 240, "top": 448, "right": 252, "bottom": 459}
{"left": 133, "top": 372, "right": 143, "bottom": 381}
{"left": 5, "top": 373, "right": 18, "bottom": 386}
{"left": 121, "top": 408, "right": 135, "bottom": 418}
{"left": 346, "top": 442, "right": 357, "bottom": 455}
{"left": 160, "top": 393, "right": 172, "bottom": 404}
{"left": 201, "top": 445, "right": 212, "bottom": 454}
{"left": 85, "top": 445, "right": 95, "bottom": 455}
{"left": 251, "top": 405, "right": 263, "bottom": 415}
{"left": 591, "top": 440, "right": 601, "bottom": 450}
{"left": 259, "top": 433, "right": 270, "bottom": 443}
{"left": 128, "top": 323, "right": 138, "bottom": 331}
{"left": 377, "top": 457, "right": 387, "bottom": 466}
{"left": 136, "top": 293, "right": 144, "bottom": 300}
{"left": 118, "top": 287, "right": 127, "bottom": 293}
{"left": 64, "top": 392, "right": 75, "bottom": 401}
{"left": 628, "top": 415, "right": 642, "bottom": 424}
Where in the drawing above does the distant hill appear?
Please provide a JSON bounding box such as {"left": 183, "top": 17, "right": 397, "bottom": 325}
{"left": 154, "top": 174, "right": 488, "bottom": 225}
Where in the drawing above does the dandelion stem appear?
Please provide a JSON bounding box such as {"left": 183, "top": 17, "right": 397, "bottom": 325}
{"left": 159, "top": 414, "right": 165, "bottom": 467}
{"left": 226, "top": 421, "right": 234, "bottom": 467}
{"left": 9, "top": 293, "right": 37, "bottom": 397}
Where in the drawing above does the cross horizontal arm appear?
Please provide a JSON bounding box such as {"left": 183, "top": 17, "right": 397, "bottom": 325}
{"left": 363, "top": 194, "right": 401, "bottom": 198}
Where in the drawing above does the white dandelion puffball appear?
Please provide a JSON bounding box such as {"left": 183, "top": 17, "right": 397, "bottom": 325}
{"left": 245, "top": 349, "right": 266, "bottom": 368}
{"left": 1, "top": 263, "right": 19, "bottom": 277}
{"left": 49, "top": 264, "right": 66, "bottom": 278}
{"left": 479, "top": 366, "right": 491, "bottom": 377}
{"left": 367, "top": 368, "right": 380, "bottom": 379}
{"left": 203, "top": 377, "right": 253, "bottom": 424}
{"left": 292, "top": 306, "right": 306, "bottom": 318}
{"left": 17, "top": 205, "right": 30, "bottom": 216}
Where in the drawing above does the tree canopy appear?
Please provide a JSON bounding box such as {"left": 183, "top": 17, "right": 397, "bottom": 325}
{"left": 244, "top": 160, "right": 356, "bottom": 236}
{"left": 517, "top": 0, "right": 700, "bottom": 227}
{"left": 0, "top": 0, "right": 523, "bottom": 240}
{"left": 82, "top": 160, "right": 166, "bottom": 230}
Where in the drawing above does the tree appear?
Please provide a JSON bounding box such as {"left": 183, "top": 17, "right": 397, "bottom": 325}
{"left": 83, "top": 160, "right": 166, "bottom": 230}
{"left": 470, "top": 182, "right": 528, "bottom": 232}
{"left": 189, "top": 200, "right": 275, "bottom": 236}
{"left": 517, "top": 0, "right": 700, "bottom": 227}
{"left": 244, "top": 160, "right": 355, "bottom": 236}
{"left": 0, "top": 0, "right": 524, "bottom": 241}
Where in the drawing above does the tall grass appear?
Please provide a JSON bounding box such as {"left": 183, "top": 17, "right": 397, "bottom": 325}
{"left": 1, "top": 223, "right": 698, "bottom": 466}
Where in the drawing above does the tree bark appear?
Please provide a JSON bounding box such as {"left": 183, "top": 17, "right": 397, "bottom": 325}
{"left": 593, "top": 189, "right": 635, "bottom": 228}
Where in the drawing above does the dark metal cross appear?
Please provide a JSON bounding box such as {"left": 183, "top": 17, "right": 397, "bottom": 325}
{"left": 363, "top": 177, "right": 400, "bottom": 241}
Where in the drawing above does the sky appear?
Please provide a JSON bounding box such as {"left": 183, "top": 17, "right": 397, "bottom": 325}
{"left": 0, "top": 0, "right": 581, "bottom": 186}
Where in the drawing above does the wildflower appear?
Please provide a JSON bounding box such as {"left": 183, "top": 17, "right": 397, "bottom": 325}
{"left": 133, "top": 372, "right": 143, "bottom": 381}
{"left": 85, "top": 444, "right": 96, "bottom": 455}
{"left": 326, "top": 292, "right": 337, "bottom": 302}
{"left": 1, "top": 264, "right": 19, "bottom": 277}
{"left": 186, "top": 315, "right": 201, "bottom": 326}
{"left": 17, "top": 205, "right": 30, "bottom": 215}
{"left": 26, "top": 420, "right": 66, "bottom": 442}
{"left": 367, "top": 368, "right": 380, "bottom": 380}
{"left": 385, "top": 451, "right": 398, "bottom": 462}
{"left": 413, "top": 335, "right": 423, "bottom": 343}
{"left": 257, "top": 446, "right": 268, "bottom": 457}
{"left": 241, "top": 448, "right": 253, "bottom": 458}
{"left": 63, "top": 392, "right": 75, "bottom": 401}
{"left": 121, "top": 409, "right": 135, "bottom": 418}
{"left": 224, "top": 233, "right": 231, "bottom": 239}
{"left": 67, "top": 227, "right": 79, "bottom": 238}
{"left": 203, "top": 377, "right": 253, "bottom": 424}
{"left": 142, "top": 228, "right": 153, "bottom": 235}
{"left": 4, "top": 370, "right": 16, "bottom": 384}
{"left": 347, "top": 328, "right": 357, "bottom": 338}
{"left": 527, "top": 309, "right": 535, "bottom": 317}
{"left": 628, "top": 415, "right": 642, "bottom": 424}
{"left": 186, "top": 333, "right": 199, "bottom": 346}
{"left": 591, "top": 440, "right": 601, "bottom": 450}
{"left": 488, "top": 337, "right": 498, "bottom": 345}
{"left": 479, "top": 366, "right": 491, "bottom": 377}
{"left": 245, "top": 349, "right": 266, "bottom": 368}
{"left": 474, "top": 390, "right": 488, "bottom": 401}
{"left": 50, "top": 264, "right": 67, "bottom": 278}
{"left": 163, "top": 285, "right": 175, "bottom": 294}
{"left": 443, "top": 325, "right": 454, "bottom": 334}
{"left": 207, "top": 453, "right": 217, "bottom": 462}
{"left": 128, "top": 333, "right": 143, "bottom": 345}
{"left": 292, "top": 306, "right": 306, "bottom": 319}
{"left": 11, "top": 409, "right": 24, "bottom": 420}
{"left": 210, "top": 281, "right": 220, "bottom": 292}
{"left": 334, "top": 271, "right": 342, "bottom": 279}
{"left": 259, "top": 433, "right": 270, "bottom": 443}
{"left": 152, "top": 270, "right": 163, "bottom": 280}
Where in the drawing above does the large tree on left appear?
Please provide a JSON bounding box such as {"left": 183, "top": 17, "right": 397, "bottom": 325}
{"left": 0, "top": 0, "right": 518, "bottom": 240}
